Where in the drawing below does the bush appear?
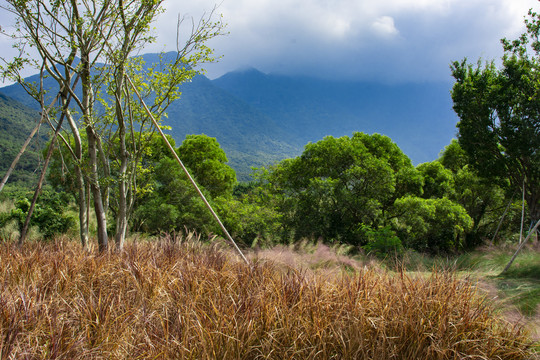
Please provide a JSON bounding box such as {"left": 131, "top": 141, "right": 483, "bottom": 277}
{"left": 393, "top": 196, "right": 473, "bottom": 253}
{"left": 215, "top": 196, "right": 282, "bottom": 247}
{"left": 361, "top": 225, "right": 403, "bottom": 257}
{"left": 0, "top": 190, "right": 76, "bottom": 240}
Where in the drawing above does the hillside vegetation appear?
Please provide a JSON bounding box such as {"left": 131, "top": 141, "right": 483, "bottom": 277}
{"left": 0, "top": 93, "right": 43, "bottom": 187}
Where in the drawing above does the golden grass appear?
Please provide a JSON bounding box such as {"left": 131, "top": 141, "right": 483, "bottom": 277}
{"left": 0, "top": 236, "right": 536, "bottom": 359}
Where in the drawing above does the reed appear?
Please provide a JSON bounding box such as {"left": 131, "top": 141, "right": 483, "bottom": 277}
{"left": 0, "top": 237, "right": 536, "bottom": 359}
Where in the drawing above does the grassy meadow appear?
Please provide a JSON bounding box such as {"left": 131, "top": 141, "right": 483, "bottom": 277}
{"left": 0, "top": 234, "right": 538, "bottom": 359}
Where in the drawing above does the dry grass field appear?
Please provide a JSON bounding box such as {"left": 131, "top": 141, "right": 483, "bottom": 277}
{"left": 0, "top": 235, "right": 537, "bottom": 359}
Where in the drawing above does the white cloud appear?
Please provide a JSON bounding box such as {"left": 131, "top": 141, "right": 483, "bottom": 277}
{"left": 371, "top": 16, "right": 399, "bottom": 38}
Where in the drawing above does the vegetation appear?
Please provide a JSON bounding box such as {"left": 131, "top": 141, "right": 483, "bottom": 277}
{"left": 0, "top": 3, "right": 538, "bottom": 358}
{"left": 0, "top": 237, "right": 536, "bottom": 359}
{"left": 0, "top": 93, "right": 43, "bottom": 187}
{"left": 451, "top": 9, "right": 540, "bottom": 224}
{"left": 1, "top": 0, "right": 226, "bottom": 251}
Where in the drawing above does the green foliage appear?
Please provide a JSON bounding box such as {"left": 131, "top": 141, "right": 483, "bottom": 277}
{"left": 0, "top": 189, "right": 75, "bottom": 240}
{"left": 177, "top": 134, "right": 237, "bottom": 198}
{"left": 393, "top": 196, "right": 473, "bottom": 253}
{"left": 0, "top": 93, "right": 43, "bottom": 188}
{"left": 451, "top": 9, "right": 540, "bottom": 222}
{"left": 361, "top": 225, "right": 403, "bottom": 257}
{"left": 133, "top": 156, "right": 215, "bottom": 234}
{"left": 417, "top": 161, "right": 454, "bottom": 199}
{"left": 260, "top": 132, "right": 422, "bottom": 245}
{"left": 438, "top": 140, "right": 521, "bottom": 248}
{"left": 439, "top": 139, "right": 468, "bottom": 173}
{"left": 214, "top": 196, "right": 282, "bottom": 247}
{"left": 132, "top": 134, "right": 238, "bottom": 236}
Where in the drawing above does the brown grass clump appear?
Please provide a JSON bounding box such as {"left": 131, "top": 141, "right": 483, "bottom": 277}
{"left": 0, "top": 237, "right": 536, "bottom": 359}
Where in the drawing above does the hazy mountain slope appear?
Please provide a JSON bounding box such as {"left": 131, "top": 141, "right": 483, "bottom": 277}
{"left": 0, "top": 54, "right": 461, "bottom": 185}
{"left": 0, "top": 93, "right": 44, "bottom": 187}
{"left": 165, "top": 75, "right": 301, "bottom": 178}
{"left": 213, "top": 68, "right": 459, "bottom": 164}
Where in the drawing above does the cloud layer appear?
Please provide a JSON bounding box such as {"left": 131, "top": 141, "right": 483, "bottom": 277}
{"left": 0, "top": 0, "right": 536, "bottom": 84}
{"left": 157, "top": 0, "right": 536, "bottom": 83}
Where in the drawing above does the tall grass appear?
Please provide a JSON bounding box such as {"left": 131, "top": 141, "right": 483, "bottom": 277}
{"left": 0, "top": 236, "right": 536, "bottom": 359}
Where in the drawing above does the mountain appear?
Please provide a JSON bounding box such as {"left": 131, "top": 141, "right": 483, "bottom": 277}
{"left": 0, "top": 61, "right": 302, "bottom": 181}
{"left": 163, "top": 75, "right": 301, "bottom": 178}
{"left": 0, "top": 92, "right": 44, "bottom": 187}
{"left": 0, "top": 54, "right": 461, "bottom": 185}
{"left": 213, "top": 68, "right": 459, "bottom": 164}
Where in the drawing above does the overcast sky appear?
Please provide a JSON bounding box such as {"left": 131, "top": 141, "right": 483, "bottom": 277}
{"left": 1, "top": 0, "right": 538, "bottom": 84}
{"left": 156, "top": 0, "right": 537, "bottom": 83}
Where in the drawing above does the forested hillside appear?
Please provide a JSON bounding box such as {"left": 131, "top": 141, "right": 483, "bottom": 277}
{"left": 0, "top": 93, "right": 43, "bottom": 187}
{"left": 164, "top": 74, "right": 302, "bottom": 179}
{"left": 213, "top": 68, "right": 459, "bottom": 164}
{"left": 0, "top": 52, "right": 462, "bottom": 181}
{"left": 0, "top": 60, "right": 302, "bottom": 181}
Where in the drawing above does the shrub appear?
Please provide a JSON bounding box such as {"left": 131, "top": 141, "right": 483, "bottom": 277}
{"left": 362, "top": 225, "right": 403, "bottom": 257}
{"left": 1, "top": 190, "right": 76, "bottom": 240}
{"left": 393, "top": 196, "right": 473, "bottom": 252}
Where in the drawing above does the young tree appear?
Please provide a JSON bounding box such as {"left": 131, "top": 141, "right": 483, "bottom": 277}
{"left": 451, "top": 9, "right": 540, "bottom": 225}
{"left": 1, "top": 0, "right": 225, "bottom": 250}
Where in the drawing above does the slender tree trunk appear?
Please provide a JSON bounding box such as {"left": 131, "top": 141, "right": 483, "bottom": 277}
{"left": 19, "top": 115, "right": 64, "bottom": 245}
{"left": 502, "top": 218, "right": 540, "bottom": 273}
{"left": 86, "top": 125, "right": 108, "bottom": 252}
{"left": 76, "top": 166, "right": 89, "bottom": 248}
{"left": 80, "top": 45, "right": 108, "bottom": 252}
{"left": 113, "top": 56, "right": 130, "bottom": 250}
{"left": 492, "top": 196, "right": 514, "bottom": 244}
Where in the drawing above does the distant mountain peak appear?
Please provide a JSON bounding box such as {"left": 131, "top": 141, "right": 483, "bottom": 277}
{"left": 216, "top": 67, "right": 267, "bottom": 81}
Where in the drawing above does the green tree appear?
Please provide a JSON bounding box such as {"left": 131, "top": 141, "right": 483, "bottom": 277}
{"left": 177, "top": 134, "right": 237, "bottom": 198}
{"left": 261, "top": 132, "right": 422, "bottom": 245}
{"left": 451, "top": 9, "right": 540, "bottom": 224}
{"left": 417, "top": 161, "right": 454, "bottom": 199}
{"left": 439, "top": 140, "right": 518, "bottom": 248}
{"left": 133, "top": 134, "right": 237, "bottom": 236}
{"left": 392, "top": 196, "right": 473, "bottom": 252}
{"left": 134, "top": 156, "right": 215, "bottom": 234}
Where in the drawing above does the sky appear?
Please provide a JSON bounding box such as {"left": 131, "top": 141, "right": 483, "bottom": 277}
{"left": 155, "top": 0, "right": 537, "bottom": 83}
{"left": 0, "top": 0, "right": 538, "bottom": 84}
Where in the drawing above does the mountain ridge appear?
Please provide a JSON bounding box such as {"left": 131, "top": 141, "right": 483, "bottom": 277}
{"left": 0, "top": 53, "right": 460, "bottom": 183}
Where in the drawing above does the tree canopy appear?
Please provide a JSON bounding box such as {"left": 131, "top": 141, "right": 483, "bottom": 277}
{"left": 451, "top": 9, "right": 540, "bottom": 223}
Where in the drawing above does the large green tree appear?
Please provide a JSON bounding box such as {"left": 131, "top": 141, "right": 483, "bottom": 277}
{"left": 133, "top": 134, "right": 236, "bottom": 236}
{"left": 261, "top": 132, "right": 423, "bottom": 245}
{"left": 451, "top": 9, "right": 540, "bottom": 224}
{"left": 178, "top": 134, "right": 237, "bottom": 198}
{"left": 438, "top": 140, "right": 513, "bottom": 248}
